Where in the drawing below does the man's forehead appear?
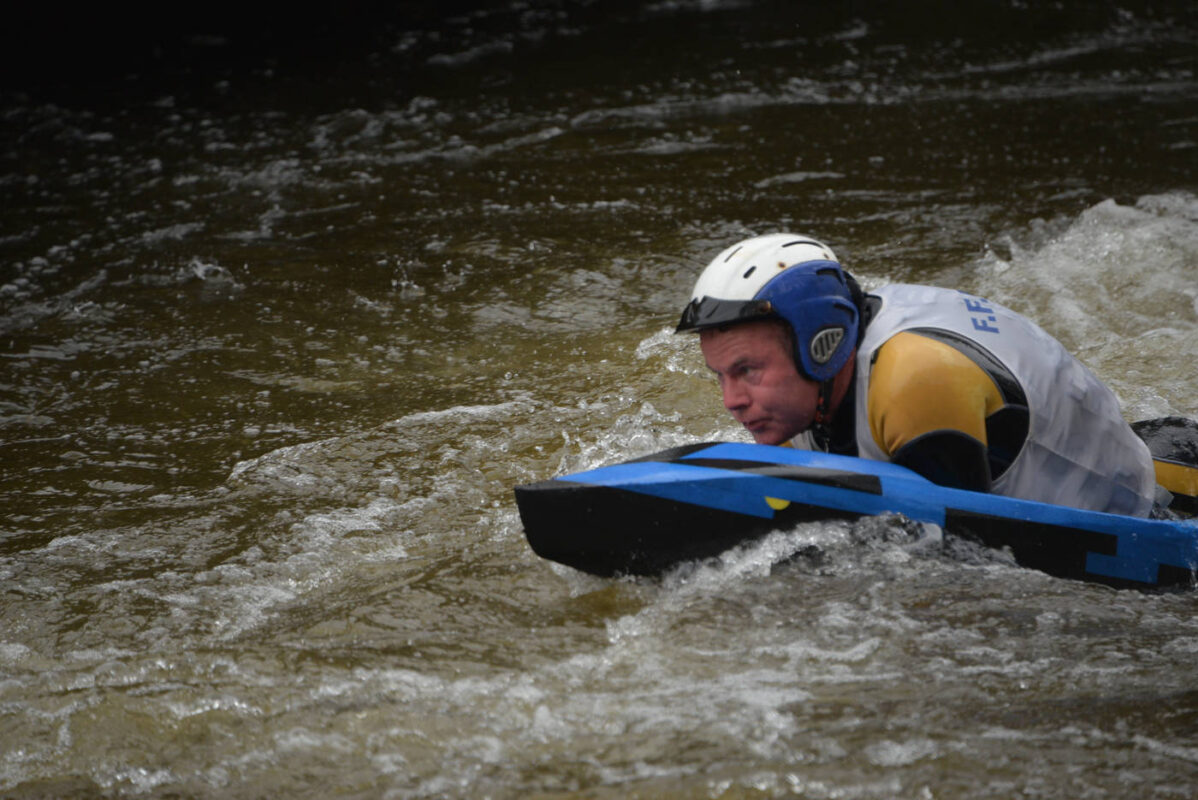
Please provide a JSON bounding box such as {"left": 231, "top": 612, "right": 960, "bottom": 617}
{"left": 699, "top": 320, "right": 789, "bottom": 348}
{"left": 699, "top": 320, "right": 791, "bottom": 362}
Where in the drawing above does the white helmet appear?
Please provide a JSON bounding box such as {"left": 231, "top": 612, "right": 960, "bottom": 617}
{"left": 687, "top": 234, "right": 837, "bottom": 303}
{"left": 676, "top": 233, "right": 859, "bottom": 382}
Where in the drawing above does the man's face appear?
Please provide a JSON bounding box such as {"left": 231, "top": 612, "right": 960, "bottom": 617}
{"left": 699, "top": 320, "right": 818, "bottom": 446}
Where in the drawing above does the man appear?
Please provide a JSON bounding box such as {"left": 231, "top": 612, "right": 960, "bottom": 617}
{"left": 675, "top": 233, "right": 1159, "bottom": 517}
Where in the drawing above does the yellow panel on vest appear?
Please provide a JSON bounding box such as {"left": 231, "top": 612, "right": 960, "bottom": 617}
{"left": 1154, "top": 458, "right": 1198, "bottom": 499}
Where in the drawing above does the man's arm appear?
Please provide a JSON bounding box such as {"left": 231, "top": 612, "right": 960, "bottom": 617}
{"left": 867, "top": 331, "right": 1010, "bottom": 492}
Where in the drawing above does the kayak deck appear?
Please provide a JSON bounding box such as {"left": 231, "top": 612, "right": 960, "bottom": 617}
{"left": 514, "top": 442, "right": 1198, "bottom": 590}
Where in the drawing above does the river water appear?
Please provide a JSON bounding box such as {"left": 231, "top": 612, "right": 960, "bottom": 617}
{"left": 2, "top": 2, "right": 1197, "bottom": 797}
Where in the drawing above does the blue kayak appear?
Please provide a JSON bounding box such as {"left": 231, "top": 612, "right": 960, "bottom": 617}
{"left": 514, "top": 441, "right": 1198, "bottom": 590}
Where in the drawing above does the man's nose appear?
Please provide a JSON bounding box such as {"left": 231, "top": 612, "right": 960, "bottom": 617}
{"left": 722, "top": 380, "right": 749, "bottom": 411}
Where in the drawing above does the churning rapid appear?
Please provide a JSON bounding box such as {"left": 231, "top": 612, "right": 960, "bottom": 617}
{"left": 2, "top": 1, "right": 1197, "bottom": 797}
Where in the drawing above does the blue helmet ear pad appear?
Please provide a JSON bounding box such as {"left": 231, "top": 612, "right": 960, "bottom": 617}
{"left": 753, "top": 261, "right": 859, "bottom": 382}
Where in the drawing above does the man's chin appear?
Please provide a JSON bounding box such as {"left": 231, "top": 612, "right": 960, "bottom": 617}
{"left": 749, "top": 429, "right": 784, "bottom": 446}
{"left": 748, "top": 423, "right": 806, "bottom": 446}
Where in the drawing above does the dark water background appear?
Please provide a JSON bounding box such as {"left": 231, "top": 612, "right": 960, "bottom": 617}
{"left": 2, "top": 2, "right": 1197, "bottom": 797}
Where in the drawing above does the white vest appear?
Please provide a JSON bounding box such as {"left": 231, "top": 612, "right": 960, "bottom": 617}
{"left": 804, "top": 284, "right": 1156, "bottom": 516}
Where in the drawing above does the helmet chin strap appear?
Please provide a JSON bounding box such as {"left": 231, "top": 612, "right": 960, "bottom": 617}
{"left": 810, "top": 378, "right": 836, "bottom": 452}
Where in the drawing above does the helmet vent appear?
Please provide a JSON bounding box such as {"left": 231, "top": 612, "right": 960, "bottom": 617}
{"left": 742, "top": 266, "right": 756, "bottom": 279}
{"left": 809, "top": 327, "right": 845, "bottom": 365}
